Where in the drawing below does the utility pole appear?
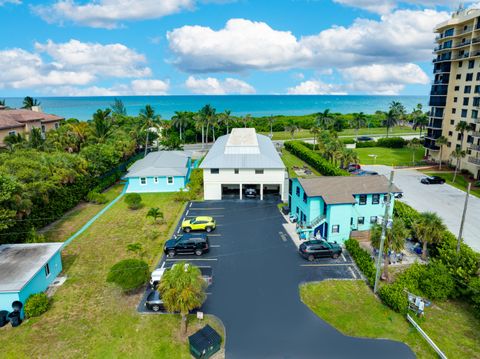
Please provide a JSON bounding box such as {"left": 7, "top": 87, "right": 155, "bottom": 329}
{"left": 457, "top": 182, "right": 471, "bottom": 253}
{"left": 374, "top": 171, "right": 395, "bottom": 294}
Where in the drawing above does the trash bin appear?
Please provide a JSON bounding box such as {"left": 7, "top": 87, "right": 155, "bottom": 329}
{"left": 11, "top": 301, "right": 23, "bottom": 312}
{"left": 189, "top": 325, "right": 222, "bottom": 359}
{"left": 8, "top": 311, "right": 21, "bottom": 327}
{"left": 0, "top": 310, "right": 9, "bottom": 327}
{"left": 281, "top": 206, "right": 290, "bottom": 215}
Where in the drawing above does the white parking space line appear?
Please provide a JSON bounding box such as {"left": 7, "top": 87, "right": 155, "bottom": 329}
{"left": 300, "top": 263, "right": 352, "bottom": 267}
{"left": 348, "top": 266, "right": 358, "bottom": 279}
{"left": 177, "top": 227, "right": 181, "bottom": 234}
{"left": 186, "top": 215, "right": 224, "bottom": 218}
{"left": 166, "top": 258, "right": 218, "bottom": 261}
{"left": 185, "top": 210, "right": 189, "bottom": 216}
{"left": 190, "top": 208, "right": 224, "bottom": 210}
{"left": 341, "top": 253, "right": 347, "bottom": 262}
{"left": 210, "top": 245, "right": 221, "bottom": 248}
{"left": 207, "top": 234, "right": 222, "bottom": 237}
{"left": 189, "top": 202, "right": 192, "bottom": 208}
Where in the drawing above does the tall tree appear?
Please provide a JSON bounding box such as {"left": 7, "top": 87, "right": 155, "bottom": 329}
{"left": 411, "top": 104, "right": 428, "bottom": 138}
{"left": 200, "top": 104, "right": 216, "bottom": 143}
{"left": 139, "top": 105, "right": 161, "bottom": 156}
{"left": 435, "top": 136, "right": 448, "bottom": 170}
{"left": 285, "top": 124, "right": 298, "bottom": 139}
{"left": 371, "top": 220, "right": 407, "bottom": 280}
{"left": 384, "top": 101, "right": 405, "bottom": 137}
{"left": 171, "top": 111, "right": 190, "bottom": 141}
{"left": 193, "top": 113, "right": 206, "bottom": 149}
{"left": 28, "top": 127, "right": 45, "bottom": 150}
{"left": 455, "top": 120, "right": 473, "bottom": 151}
{"left": 413, "top": 212, "right": 446, "bottom": 260}
{"left": 22, "top": 96, "right": 41, "bottom": 110}
{"left": 159, "top": 262, "right": 207, "bottom": 337}
{"left": 267, "top": 115, "right": 275, "bottom": 138}
{"left": 241, "top": 114, "right": 251, "bottom": 128}
{"left": 223, "top": 110, "right": 232, "bottom": 134}
{"left": 310, "top": 126, "right": 320, "bottom": 150}
{"left": 351, "top": 112, "right": 367, "bottom": 139}
{"left": 407, "top": 138, "right": 422, "bottom": 164}
{"left": 90, "top": 109, "right": 113, "bottom": 143}
{"left": 316, "top": 109, "right": 333, "bottom": 130}
{"left": 451, "top": 147, "right": 466, "bottom": 183}
{"left": 110, "top": 98, "right": 127, "bottom": 116}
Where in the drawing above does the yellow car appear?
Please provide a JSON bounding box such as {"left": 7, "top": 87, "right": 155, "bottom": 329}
{"left": 181, "top": 216, "right": 216, "bottom": 233}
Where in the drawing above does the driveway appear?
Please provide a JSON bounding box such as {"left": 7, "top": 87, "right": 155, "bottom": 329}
{"left": 364, "top": 165, "right": 480, "bottom": 252}
{"left": 141, "top": 200, "right": 414, "bottom": 358}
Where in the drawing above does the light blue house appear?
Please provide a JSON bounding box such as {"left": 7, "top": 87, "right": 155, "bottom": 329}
{"left": 0, "top": 243, "right": 63, "bottom": 318}
{"left": 125, "top": 151, "right": 196, "bottom": 193}
{"left": 289, "top": 176, "right": 402, "bottom": 243}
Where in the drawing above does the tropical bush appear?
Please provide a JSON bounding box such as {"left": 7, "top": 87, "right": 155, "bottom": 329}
{"left": 469, "top": 277, "right": 480, "bottom": 318}
{"left": 86, "top": 191, "right": 107, "bottom": 204}
{"left": 376, "top": 137, "right": 406, "bottom": 148}
{"left": 340, "top": 138, "right": 355, "bottom": 144}
{"left": 24, "top": 293, "right": 50, "bottom": 318}
{"left": 355, "top": 141, "right": 377, "bottom": 148}
{"left": 345, "top": 239, "right": 376, "bottom": 284}
{"left": 106, "top": 259, "right": 149, "bottom": 292}
{"left": 124, "top": 193, "right": 142, "bottom": 210}
{"left": 419, "top": 261, "right": 456, "bottom": 300}
{"left": 378, "top": 283, "right": 408, "bottom": 314}
{"left": 393, "top": 201, "right": 421, "bottom": 232}
{"left": 284, "top": 141, "right": 349, "bottom": 176}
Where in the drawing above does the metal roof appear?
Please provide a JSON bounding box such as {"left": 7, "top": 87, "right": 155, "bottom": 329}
{"left": 298, "top": 176, "right": 402, "bottom": 205}
{"left": 125, "top": 151, "right": 191, "bottom": 178}
{"left": 200, "top": 129, "right": 285, "bottom": 169}
{"left": 0, "top": 243, "right": 63, "bottom": 292}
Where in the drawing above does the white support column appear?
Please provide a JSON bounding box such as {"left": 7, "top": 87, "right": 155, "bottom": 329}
{"left": 260, "top": 184, "right": 264, "bottom": 201}
{"left": 239, "top": 183, "right": 243, "bottom": 200}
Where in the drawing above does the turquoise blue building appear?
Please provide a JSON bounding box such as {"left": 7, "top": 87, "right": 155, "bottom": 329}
{"left": 0, "top": 243, "right": 63, "bottom": 318}
{"left": 289, "top": 176, "right": 402, "bottom": 243}
{"left": 125, "top": 151, "right": 196, "bottom": 193}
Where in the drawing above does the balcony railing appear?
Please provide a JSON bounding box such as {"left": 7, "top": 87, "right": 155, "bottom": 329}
{"left": 468, "top": 156, "right": 480, "bottom": 165}
{"left": 455, "top": 40, "right": 471, "bottom": 48}
{"left": 454, "top": 53, "right": 470, "bottom": 60}
{"left": 469, "top": 144, "right": 480, "bottom": 151}
{"left": 472, "top": 131, "right": 480, "bottom": 137}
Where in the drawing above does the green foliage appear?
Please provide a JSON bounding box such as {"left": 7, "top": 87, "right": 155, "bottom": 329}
{"left": 340, "top": 138, "right": 355, "bottom": 144}
{"left": 469, "top": 277, "right": 480, "bottom": 318}
{"left": 24, "top": 293, "right": 50, "bottom": 318}
{"left": 106, "top": 259, "right": 149, "bottom": 292}
{"left": 186, "top": 168, "right": 204, "bottom": 199}
{"left": 355, "top": 141, "right": 377, "bottom": 148}
{"left": 345, "top": 239, "right": 376, "bottom": 285}
{"left": 86, "top": 191, "right": 108, "bottom": 204}
{"left": 124, "top": 193, "right": 142, "bottom": 210}
{"left": 284, "top": 141, "right": 349, "bottom": 176}
{"left": 376, "top": 137, "right": 406, "bottom": 148}
{"left": 146, "top": 207, "right": 163, "bottom": 222}
{"left": 393, "top": 201, "right": 420, "bottom": 232}
{"left": 419, "top": 261, "right": 456, "bottom": 300}
{"left": 25, "top": 227, "right": 45, "bottom": 243}
{"left": 126, "top": 242, "right": 143, "bottom": 254}
{"left": 378, "top": 283, "right": 408, "bottom": 314}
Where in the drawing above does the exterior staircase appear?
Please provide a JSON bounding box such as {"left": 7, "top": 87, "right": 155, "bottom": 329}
{"left": 350, "top": 230, "right": 371, "bottom": 242}
{"left": 309, "top": 214, "right": 326, "bottom": 228}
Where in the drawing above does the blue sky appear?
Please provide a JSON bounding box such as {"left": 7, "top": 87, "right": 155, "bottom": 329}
{"left": 0, "top": 0, "right": 469, "bottom": 97}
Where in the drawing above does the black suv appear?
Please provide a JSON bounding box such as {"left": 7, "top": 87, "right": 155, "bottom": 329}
{"left": 420, "top": 176, "right": 445, "bottom": 185}
{"left": 299, "top": 240, "right": 342, "bottom": 261}
{"left": 145, "top": 290, "right": 165, "bottom": 312}
{"left": 164, "top": 233, "right": 210, "bottom": 257}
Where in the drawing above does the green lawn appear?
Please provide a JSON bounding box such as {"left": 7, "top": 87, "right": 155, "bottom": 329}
{"left": 281, "top": 148, "right": 320, "bottom": 178}
{"left": 422, "top": 171, "right": 480, "bottom": 198}
{"left": 300, "top": 280, "right": 480, "bottom": 359}
{"left": 263, "top": 127, "right": 417, "bottom": 140}
{"left": 355, "top": 147, "right": 425, "bottom": 166}
{"left": 0, "top": 185, "right": 224, "bottom": 358}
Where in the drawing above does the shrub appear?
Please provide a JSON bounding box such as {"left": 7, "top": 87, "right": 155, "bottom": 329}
{"left": 86, "top": 191, "right": 107, "bottom": 204}
{"left": 355, "top": 141, "right": 376, "bottom": 148}
{"left": 124, "top": 193, "right": 142, "bottom": 210}
{"left": 345, "top": 239, "right": 376, "bottom": 285}
{"left": 340, "top": 138, "right": 355, "bottom": 145}
{"left": 284, "top": 141, "right": 349, "bottom": 176}
{"left": 419, "top": 261, "right": 456, "bottom": 300}
{"left": 469, "top": 277, "right": 480, "bottom": 318}
{"left": 393, "top": 201, "right": 421, "bottom": 232}
{"left": 106, "top": 259, "right": 149, "bottom": 292}
{"left": 378, "top": 283, "right": 408, "bottom": 314}
{"left": 24, "top": 293, "right": 50, "bottom": 318}
{"left": 376, "top": 137, "right": 406, "bottom": 148}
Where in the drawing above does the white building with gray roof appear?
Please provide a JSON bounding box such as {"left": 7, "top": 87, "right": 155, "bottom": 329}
{"left": 200, "top": 128, "right": 287, "bottom": 200}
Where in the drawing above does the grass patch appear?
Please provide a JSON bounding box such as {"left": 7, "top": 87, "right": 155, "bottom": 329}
{"left": 263, "top": 127, "right": 417, "bottom": 140}
{"left": 355, "top": 147, "right": 425, "bottom": 166}
{"left": 300, "top": 280, "right": 435, "bottom": 358}
{"left": 0, "top": 186, "right": 223, "bottom": 358}
{"left": 422, "top": 171, "right": 480, "bottom": 198}
{"left": 281, "top": 148, "right": 320, "bottom": 178}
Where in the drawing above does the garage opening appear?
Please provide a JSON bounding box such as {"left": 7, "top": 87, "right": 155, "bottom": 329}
{"left": 244, "top": 184, "right": 261, "bottom": 200}
{"left": 222, "top": 184, "right": 240, "bottom": 199}
{"left": 263, "top": 184, "right": 281, "bottom": 201}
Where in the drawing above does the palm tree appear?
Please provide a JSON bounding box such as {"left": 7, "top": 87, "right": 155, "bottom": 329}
{"left": 28, "top": 127, "right": 44, "bottom": 149}
{"left": 110, "top": 98, "right": 127, "bottom": 116}
{"left": 413, "top": 212, "right": 446, "bottom": 260}
{"left": 435, "top": 136, "right": 448, "bottom": 170}
{"left": 455, "top": 120, "right": 473, "bottom": 151}
{"left": 200, "top": 104, "right": 216, "bottom": 143}
{"left": 3, "top": 133, "right": 24, "bottom": 151}
{"left": 316, "top": 109, "right": 333, "bottom": 130}
{"left": 351, "top": 112, "right": 367, "bottom": 139}
{"left": 146, "top": 207, "right": 163, "bottom": 223}
{"left": 193, "top": 114, "right": 206, "bottom": 149}
{"left": 159, "top": 262, "right": 207, "bottom": 337}
{"left": 90, "top": 109, "right": 113, "bottom": 143}
{"left": 310, "top": 126, "right": 320, "bottom": 150}
{"left": 285, "top": 124, "right": 298, "bottom": 139}
{"left": 408, "top": 138, "right": 422, "bottom": 165}
{"left": 267, "top": 115, "right": 275, "bottom": 138}
{"left": 451, "top": 147, "right": 466, "bottom": 183}
{"left": 384, "top": 101, "right": 405, "bottom": 137}
{"left": 411, "top": 104, "right": 428, "bottom": 138}
{"left": 22, "top": 96, "right": 41, "bottom": 110}
{"left": 223, "top": 110, "right": 232, "bottom": 134}
{"left": 171, "top": 111, "right": 189, "bottom": 141}
{"left": 371, "top": 219, "right": 407, "bottom": 280}
{"left": 139, "top": 105, "right": 161, "bottom": 156}
{"left": 241, "top": 114, "right": 251, "bottom": 128}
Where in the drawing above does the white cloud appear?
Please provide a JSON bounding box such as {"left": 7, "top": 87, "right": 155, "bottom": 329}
{"left": 0, "top": 0, "right": 21, "bottom": 5}
{"left": 185, "top": 76, "right": 255, "bottom": 94}
{"left": 167, "top": 11, "right": 449, "bottom": 73}
{"left": 131, "top": 79, "right": 170, "bottom": 95}
{"left": 33, "top": 0, "right": 195, "bottom": 29}
{"left": 287, "top": 80, "right": 347, "bottom": 95}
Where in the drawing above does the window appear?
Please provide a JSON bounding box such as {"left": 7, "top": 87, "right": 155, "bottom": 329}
{"left": 210, "top": 168, "right": 219, "bottom": 174}
{"left": 454, "top": 97, "right": 458, "bottom": 103}
{"left": 473, "top": 110, "right": 478, "bottom": 119}
{"left": 476, "top": 85, "right": 480, "bottom": 94}
{"left": 450, "top": 119, "right": 455, "bottom": 125}
{"left": 167, "top": 177, "right": 174, "bottom": 185}
{"left": 359, "top": 194, "right": 367, "bottom": 205}
{"left": 41, "top": 125, "right": 46, "bottom": 133}
{"left": 372, "top": 194, "right": 380, "bottom": 204}
{"left": 332, "top": 225, "right": 340, "bottom": 233}
{"left": 383, "top": 194, "right": 388, "bottom": 202}
{"left": 469, "top": 60, "right": 475, "bottom": 69}
{"left": 140, "top": 177, "right": 146, "bottom": 185}
{"left": 296, "top": 186, "right": 300, "bottom": 196}
{"left": 474, "top": 97, "right": 480, "bottom": 106}
{"left": 459, "top": 61, "right": 463, "bottom": 68}
{"left": 154, "top": 177, "right": 158, "bottom": 184}
{"left": 447, "top": 142, "right": 452, "bottom": 147}
{"left": 45, "top": 263, "right": 50, "bottom": 277}
{"left": 234, "top": 168, "right": 239, "bottom": 174}
{"left": 8, "top": 130, "right": 16, "bottom": 136}
{"left": 452, "top": 108, "right": 457, "bottom": 114}
{"left": 477, "top": 73, "right": 480, "bottom": 81}
{"left": 456, "top": 74, "right": 462, "bottom": 80}
{"left": 370, "top": 216, "right": 378, "bottom": 224}
{"left": 463, "top": 97, "right": 470, "bottom": 106}
{"left": 454, "top": 86, "right": 460, "bottom": 91}
{"left": 54, "top": 123, "right": 59, "bottom": 129}
{"left": 461, "top": 109, "right": 468, "bottom": 118}
{"left": 350, "top": 217, "right": 353, "bottom": 226}
{"left": 255, "top": 169, "right": 264, "bottom": 174}
{"left": 464, "top": 86, "right": 472, "bottom": 94}
{"left": 358, "top": 217, "right": 365, "bottom": 225}
{"left": 448, "top": 131, "right": 453, "bottom": 136}
{"left": 303, "top": 192, "right": 307, "bottom": 203}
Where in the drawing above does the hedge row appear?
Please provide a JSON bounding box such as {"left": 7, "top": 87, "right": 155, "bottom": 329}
{"left": 345, "top": 239, "right": 376, "bottom": 285}
{"left": 356, "top": 137, "right": 406, "bottom": 149}
{"left": 284, "top": 141, "right": 349, "bottom": 176}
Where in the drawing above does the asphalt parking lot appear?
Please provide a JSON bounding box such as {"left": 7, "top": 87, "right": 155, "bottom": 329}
{"left": 139, "top": 200, "right": 414, "bottom": 358}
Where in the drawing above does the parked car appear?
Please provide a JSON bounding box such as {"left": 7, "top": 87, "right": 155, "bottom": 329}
{"left": 299, "top": 240, "right": 343, "bottom": 261}
{"left": 357, "top": 136, "right": 374, "bottom": 141}
{"left": 164, "top": 233, "right": 210, "bottom": 257}
{"left": 244, "top": 188, "right": 257, "bottom": 198}
{"left": 150, "top": 264, "right": 213, "bottom": 288}
{"left": 420, "top": 176, "right": 446, "bottom": 185}
{"left": 145, "top": 290, "right": 165, "bottom": 312}
{"left": 347, "top": 163, "right": 361, "bottom": 172}
{"left": 358, "top": 171, "right": 379, "bottom": 176}
{"left": 182, "top": 216, "right": 216, "bottom": 233}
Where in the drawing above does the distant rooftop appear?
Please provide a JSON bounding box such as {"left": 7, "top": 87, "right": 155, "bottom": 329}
{"left": 125, "top": 151, "right": 192, "bottom": 178}
{"left": 0, "top": 108, "right": 64, "bottom": 130}
{"left": 298, "top": 176, "right": 402, "bottom": 205}
{"left": 0, "top": 243, "right": 63, "bottom": 292}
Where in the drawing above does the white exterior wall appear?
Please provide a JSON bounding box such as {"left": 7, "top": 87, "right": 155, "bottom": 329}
{"left": 203, "top": 168, "right": 286, "bottom": 200}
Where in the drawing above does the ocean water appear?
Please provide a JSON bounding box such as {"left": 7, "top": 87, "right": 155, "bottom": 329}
{"left": 3, "top": 95, "right": 428, "bottom": 121}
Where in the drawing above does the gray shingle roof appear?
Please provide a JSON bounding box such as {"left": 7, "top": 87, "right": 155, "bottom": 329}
{"left": 298, "top": 176, "right": 402, "bottom": 205}
{"left": 200, "top": 129, "right": 285, "bottom": 169}
{"left": 125, "top": 151, "right": 191, "bottom": 178}
{"left": 0, "top": 243, "right": 63, "bottom": 292}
